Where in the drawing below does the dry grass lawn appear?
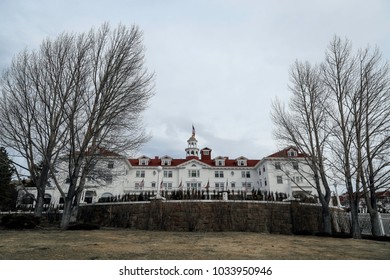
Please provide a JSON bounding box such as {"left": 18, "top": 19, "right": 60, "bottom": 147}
{"left": 0, "top": 228, "right": 389, "bottom": 260}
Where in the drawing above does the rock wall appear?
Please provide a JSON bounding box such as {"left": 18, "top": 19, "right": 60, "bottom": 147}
{"left": 77, "top": 200, "right": 341, "bottom": 234}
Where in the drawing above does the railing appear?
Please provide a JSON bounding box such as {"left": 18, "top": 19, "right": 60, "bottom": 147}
{"left": 333, "top": 212, "right": 390, "bottom": 236}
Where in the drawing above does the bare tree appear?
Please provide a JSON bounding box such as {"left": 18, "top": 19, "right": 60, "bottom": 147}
{"left": 273, "top": 37, "right": 390, "bottom": 239}
{"left": 320, "top": 36, "right": 390, "bottom": 238}
{"left": 0, "top": 23, "right": 154, "bottom": 228}
{"left": 320, "top": 36, "right": 364, "bottom": 238}
{"left": 272, "top": 60, "right": 332, "bottom": 234}
{"left": 351, "top": 47, "right": 390, "bottom": 236}
{"left": 0, "top": 33, "right": 87, "bottom": 216}
{"left": 54, "top": 23, "right": 154, "bottom": 229}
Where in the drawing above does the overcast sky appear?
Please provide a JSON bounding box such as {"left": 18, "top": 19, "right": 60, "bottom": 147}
{"left": 1, "top": 0, "right": 389, "bottom": 160}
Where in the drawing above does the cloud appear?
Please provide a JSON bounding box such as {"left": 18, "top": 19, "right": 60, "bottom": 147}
{"left": 1, "top": 0, "right": 389, "bottom": 162}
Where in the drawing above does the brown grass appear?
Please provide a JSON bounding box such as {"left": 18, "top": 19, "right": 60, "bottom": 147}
{"left": 0, "top": 228, "right": 389, "bottom": 260}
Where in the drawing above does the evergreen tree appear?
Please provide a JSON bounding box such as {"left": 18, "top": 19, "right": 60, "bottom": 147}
{"left": 0, "top": 147, "right": 16, "bottom": 210}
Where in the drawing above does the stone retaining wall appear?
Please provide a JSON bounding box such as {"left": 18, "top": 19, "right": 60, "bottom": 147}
{"left": 77, "top": 200, "right": 341, "bottom": 234}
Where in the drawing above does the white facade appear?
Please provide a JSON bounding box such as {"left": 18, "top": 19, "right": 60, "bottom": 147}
{"left": 18, "top": 130, "right": 319, "bottom": 208}
{"left": 258, "top": 147, "right": 319, "bottom": 199}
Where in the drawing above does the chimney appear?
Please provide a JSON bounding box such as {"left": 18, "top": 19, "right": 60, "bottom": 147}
{"left": 200, "top": 148, "right": 212, "bottom": 161}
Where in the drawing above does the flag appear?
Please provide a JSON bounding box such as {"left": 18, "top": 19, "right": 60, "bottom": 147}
{"left": 140, "top": 179, "right": 144, "bottom": 189}
{"left": 160, "top": 180, "right": 164, "bottom": 191}
{"left": 204, "top": 179, "right": 210, "bottom": 190}
{"left": 192, "top": 124, "right": 195, "bottom": 136}
{"left": 226, "top": 178, "right": 229, "bottom": 191}
{"left": 178, "top": 179, "right": 183, "bottom": 190}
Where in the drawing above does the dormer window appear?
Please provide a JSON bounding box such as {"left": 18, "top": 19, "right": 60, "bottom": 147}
{"left": 138, "top": 157, "right": 150, "bottom": 166}
{"left": 287, "top": 149, "right": 298, "bottom": 157}
{"left": 236, "top": 156, "right": 247, "bottom": 166}
{"left": 161, "top": 156, "right": 172, "bottom": 166}
{"left": 215, "top": 157, "right": 225, "bottom": 166}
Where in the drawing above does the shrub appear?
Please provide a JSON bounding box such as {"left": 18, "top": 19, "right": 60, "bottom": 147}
{"left": 1, "top": 214, "right": 40, "bottom": 229}
{"left": 66, "top": 223, "right": 100, "bottom": 230}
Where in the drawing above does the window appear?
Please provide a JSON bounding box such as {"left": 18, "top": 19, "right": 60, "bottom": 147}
{"left": 105, "top": 174, "right": 113, "bottom": 184}
{"left": 242, "top": 182, "right": 252, "bottom": 189}
{"left": 215, "top": 171, "right": 224, "bottom": 178}
{"left": 275, "top": 162, "right": 281, "bottom": 170}
{"left": 136, "top": 170, "right": 145, "bottom": 178}
{"left": 163, "top": 170, "right": 173, "bottom": 178}
{"left": 215, "top": 182, "right": 225, "bottom": 190}
{"left": 241, "top": 171, "right": 251, "bottom": 178}
{"left": 163, "top": 182, "right": 173, "bottom": 190}
{"left": 84, "top": 191, "right": 94, "bottom": 204}
{"left": 151, "top": 182, "right": 156, "bottom": 188}
{"left": 65, "top": 177, "right": 70, "bottom": 184}
{"left": 287, "top": 149, "right": 298, "bottom": 157}
{"left": 258, "top": 169, "right": 262, "bottom": 175}
{"left": 216, "top": 160, "right": 224, "bottom": 166}
{"left": 238, "top": 160, "right": 247, "bottom": 166}
{"left": 101, "top": 192, "right": 113, "bottom": 198}
{"left": 43, "top": 194, "right": 51, "bottom": 205}
{"left": 188, "top": 170, "right": 200, "bottom": 178}
{"left": 162, "top": 159, "right": 171, "bottom": 166}
{"left": 264, "top": 179, "right": 267, "bottom": 186}
{"left": 231, "top": 182, "right": 236, "bottom": 188}
{"left": 292, "top": 162, "right": 299, "bottom": 170}
{"left": 263, "top": 166, "right": 265, "bottom": 172}
{"left": 187, "top": 182, "right": 201, "bottom": 190}
{"left": 139, "top": 159, "right": 149, "bottom": 165}
{"left": 203, "top": 150, "right": 210, "bottom": 155}
{"left": 277, "top": 176, "right": 283, "bottom": 184}
{"left": 293, "top": 176, "right": 303, "bottom": 183}
{"left": 107, "top": 161, "right": 114, "bottom": 169}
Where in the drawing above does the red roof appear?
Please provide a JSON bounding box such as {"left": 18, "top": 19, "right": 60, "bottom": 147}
{"left": 73, "top": 147, "right": 122, "bottom": 157}
{"left": 266, "top": 146, "right": 307, "bottom": 158}
{"left": 129, "top": 157, "right": 260, "bottom": 167}
{"left": 377, "top": 190, "right": 390, "bottom": 198}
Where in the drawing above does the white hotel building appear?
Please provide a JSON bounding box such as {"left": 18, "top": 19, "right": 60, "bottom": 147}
{"left": 19, "top": 128, "right": 319, "bottom": 207}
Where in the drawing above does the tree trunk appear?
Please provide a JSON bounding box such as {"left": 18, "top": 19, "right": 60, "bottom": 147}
{"left": 370, "top": 210, "right": 383, "bottom": 237}
{"left": 349, "top": 195, "right": 361, "bottom": 239}
{"left": 34, "top": 194, "right": 44, "bottom": 218}
{"left": 33, "top": 163, "right": 51, "bottom": 217}
{"left": 60, "top": 199, "right": 73, "bottom": 229}
{"left": 318, "top": 191, "right": 332, "bottom": 234}
{"left": 321, "top": 203, "right": 332, "bottom": 234}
